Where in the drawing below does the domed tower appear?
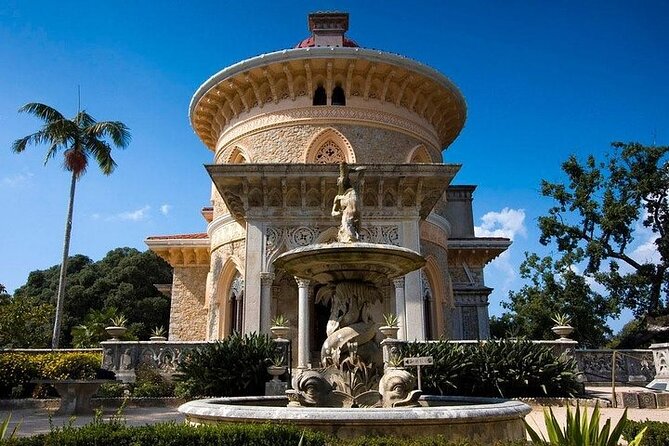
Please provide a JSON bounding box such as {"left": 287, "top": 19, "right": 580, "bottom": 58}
{"left": 147, "top": 12, "right": 509, "bottom": 351}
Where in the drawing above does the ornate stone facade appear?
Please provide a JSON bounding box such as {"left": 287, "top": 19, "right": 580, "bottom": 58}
{"left": 146, "top": 12, "right": 509, "bottom": 345}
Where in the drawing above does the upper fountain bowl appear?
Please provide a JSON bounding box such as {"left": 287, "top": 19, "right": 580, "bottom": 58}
{"left": 274, "top": 242, "right": 426, "bottom": 284}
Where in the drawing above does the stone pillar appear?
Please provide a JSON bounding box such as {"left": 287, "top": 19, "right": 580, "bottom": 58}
{"left": 244, "top": 221, "right": 263, "bottom": 333}
{"left": 402, "top": 218, "right": 425, "bottom": 341}
{"left": 648, "top": 343, "right": 669, "bottom": 390}
{"left": 393, "top": 277, "right": 407, "bottom": 340}
{"left": 295, "top": 277, "right": 311, "bottom": 369}
{"left": 260, "top": 272, "right": 275, "bottom": 334}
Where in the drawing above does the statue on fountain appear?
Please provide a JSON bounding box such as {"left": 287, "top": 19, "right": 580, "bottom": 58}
{"left": 332, "top": 162, "right": 365, "bottom": 243}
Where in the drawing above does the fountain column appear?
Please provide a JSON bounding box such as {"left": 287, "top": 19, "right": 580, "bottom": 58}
{"left": 295, "top": 277, "right": 311, "bottom": 369}
{"left": 393, "top": 277, "right": 407, "bottom": 340}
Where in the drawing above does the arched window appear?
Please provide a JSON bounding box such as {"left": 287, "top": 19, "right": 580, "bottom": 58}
{"left": 421, "top": 270, "right": 435, "bottom": 339}
{"left": 229, "top": 273, "right": 244, "bottom": 333}
{"left": 331, "top": 85, "right": 345, "bottom": 106}
{"left": 314, "top": 141, "right": 345, "bottom": 164}
{"left": 313, "top": 85, "right": 327, "bottom": 105}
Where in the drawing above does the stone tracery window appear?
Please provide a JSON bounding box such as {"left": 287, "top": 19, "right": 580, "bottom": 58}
{"left": 314, "top": 140, "right": 345, "bottom": 164}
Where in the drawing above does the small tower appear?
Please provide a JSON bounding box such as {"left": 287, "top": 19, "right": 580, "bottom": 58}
{"left": 308, "top": 12, "right": 349, "bottom": 47}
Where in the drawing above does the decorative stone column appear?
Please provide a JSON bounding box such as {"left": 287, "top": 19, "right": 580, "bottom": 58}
{"left": 260, "top": 272, "right": 275, "bottom": 334}
{"left": 393, "top": 277, "right": 407, "bottom": 341}
{"left": 295, "top": 277, "right": 311, "bottom": 369}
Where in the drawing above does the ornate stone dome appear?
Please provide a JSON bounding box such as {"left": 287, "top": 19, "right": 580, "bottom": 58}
{"left": 189, "top": 12, "right": 467, "bottom": 164}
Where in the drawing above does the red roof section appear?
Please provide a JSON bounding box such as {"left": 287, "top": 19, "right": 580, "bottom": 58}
{"left": 295, "top": 36, "right": 359, "bottom": 48}
{"left": 146, "top": 233, "right": 208, "bottom": 240}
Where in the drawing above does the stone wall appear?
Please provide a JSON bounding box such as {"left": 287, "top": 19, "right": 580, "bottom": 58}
{"left": 169, "top": 266, "right": 209, "bottom": 341}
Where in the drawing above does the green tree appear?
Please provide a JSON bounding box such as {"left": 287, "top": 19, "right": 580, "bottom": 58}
{"left": 498, "top": 253, "right": 613, "bottom": 347}
{"left": 14, "top": 248, "right": 171, "bottom": 346}
{"left": 0, "top": 293, "right": 54, "bottom": 348}
{"left": 539, "top": 142, "right": 668, "bottom": 317}
{"left": 12, "top": 103, "right": 130, "bottom": 348}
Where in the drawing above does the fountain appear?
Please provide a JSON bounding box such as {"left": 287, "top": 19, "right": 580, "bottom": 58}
{"left": 179, "top": 163, "right": 531, "bottom": 442}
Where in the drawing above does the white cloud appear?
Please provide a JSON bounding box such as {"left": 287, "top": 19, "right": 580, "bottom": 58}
{"left": 631, "top": 210, "right": 661, "bottom": 264}
{"left": 474, "top": 207, "right": 527, "bottom": 240}
{"left": 160, "top": 204, "right": 172, "bottom": 215}
{"left": 113, "top": 205, "right": 151, "bottom": 222}
{"left": 474, "top": 208, "right": 527, "bottom": 296}
{"left": 2, "top": 171, "right": 33, "bottom": 188}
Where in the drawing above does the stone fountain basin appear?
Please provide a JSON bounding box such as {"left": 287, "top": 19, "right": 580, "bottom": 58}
{"left": 179, "top": 395, "right": 531, "bottom": 441}
{"left": 273, "top": 242, "right": 426, "bottom": 283}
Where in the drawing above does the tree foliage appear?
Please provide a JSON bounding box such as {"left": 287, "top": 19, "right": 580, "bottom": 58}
{"left": 11, "top": 248, "right": 172, "bottom": 347}
{"left": 538, "top": 142, "right": 668, "bottom": 317}
{"left": 495, "top": 253, "right": 613, "bottom": 347}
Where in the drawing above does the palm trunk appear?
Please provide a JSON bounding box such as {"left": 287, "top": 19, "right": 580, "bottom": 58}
{"left": 51, "top": 171, "right": 77, "bottom": 349}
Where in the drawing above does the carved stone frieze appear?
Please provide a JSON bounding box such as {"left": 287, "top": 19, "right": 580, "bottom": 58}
{"left": 218, "top": 106, "right": 438, "bottom": 152}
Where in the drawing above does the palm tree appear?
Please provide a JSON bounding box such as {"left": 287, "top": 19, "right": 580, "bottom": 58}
{"left": 12, "top": 103, "right": 130, "bottom": 348}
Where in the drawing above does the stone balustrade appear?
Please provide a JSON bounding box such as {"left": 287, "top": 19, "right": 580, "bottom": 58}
{"left": 574, "top": 349, "right": 654, "bottom": 384}
{"left": 100, "top": 341, "right": 209, "bottom": 383}
{"left": 94, "top": 340, "right": 655, "bottom": 386}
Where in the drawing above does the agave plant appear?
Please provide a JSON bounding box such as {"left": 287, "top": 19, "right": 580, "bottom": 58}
{"left": 382, "top": 313, "right": 399, "bottom": 327}
{"left": 551, "top": 313, "right": 572, "bottom": 326}
{"left": 525, "top": 403, "right": 647, "bottom": 446}
{"left": 109, "top": 314, "right": 128, "bottom": 328}
{"left": 271, "top": 314, "right": 289, "bottom": 327}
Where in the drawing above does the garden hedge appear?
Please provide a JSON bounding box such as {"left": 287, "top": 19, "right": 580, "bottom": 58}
{"left": 1, "top": 421, "right": 528, "bottom": 446}
{"left": 0, "top": 352, "right": 103, "bottom": 398}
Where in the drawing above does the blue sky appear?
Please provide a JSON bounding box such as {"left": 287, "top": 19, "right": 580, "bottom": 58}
{"left": 1, "top": 1, "right": 667, "bottom": 332}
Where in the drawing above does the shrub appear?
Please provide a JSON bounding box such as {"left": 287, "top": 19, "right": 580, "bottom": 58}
{"left": 94, "top": 382, "right": 126, "bottom": 398}
{"left": 0, "top": 352, "right": 106, "bottom": 398}
{"left": 0, "top": 353, "right": 39, "bottom": 398}
{"left": 175, "top": 332, "right": 275, "bottom": 397}
{"left": 623, "top": 420, "right": 669, "bottom": 446}
{"left": 132, "top": 363, "right": 174, "bottom": 397}
{"left": 402, "top": 339, "right": 582, "bottom": 398}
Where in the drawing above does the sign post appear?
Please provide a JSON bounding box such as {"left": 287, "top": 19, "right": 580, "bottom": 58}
{"left": 403, "top": 356, "right": 434, "bottom": 390}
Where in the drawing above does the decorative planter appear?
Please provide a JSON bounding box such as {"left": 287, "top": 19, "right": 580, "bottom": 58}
{"left": 270, "top": 326, "right": 290, "bottom": 339}
{"left": 267, "top": 365, "right": 286, "bottom": 382}
{"left": 551, "top": 325, "right": 574, "bottom": 340}
{"left": 150, "top": 336, "right": 167, "bottom": 342}
{"left": 105, "top": 326, "right": 127, "bottom": 340}
{"left": 379, "top": 325, "right": 400, "bottom": 339}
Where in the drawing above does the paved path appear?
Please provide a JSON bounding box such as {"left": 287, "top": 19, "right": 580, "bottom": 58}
{"left": 2, "top": 404, "right": 669, "bottom": 439}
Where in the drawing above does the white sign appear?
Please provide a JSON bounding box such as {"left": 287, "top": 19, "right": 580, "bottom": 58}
{"left": 403, "top": 356, "right": 433, "bottom": 366}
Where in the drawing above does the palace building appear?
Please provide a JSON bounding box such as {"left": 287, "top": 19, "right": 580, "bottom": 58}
{"left": 145, "top": 12, "right": 509, "bottom": 356}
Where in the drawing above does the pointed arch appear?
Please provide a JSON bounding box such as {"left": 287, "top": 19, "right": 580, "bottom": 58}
{"left": 225, "top": 145, "right": 251, "bottom": 164}
{"left": 304, "top": 127, "right": 356, "bottom": 164}
{"left": 215, "top": 257, "right": 244, "bottom": 338}
{"left": 407, "top": 144, "right": 433, "bottom": 163}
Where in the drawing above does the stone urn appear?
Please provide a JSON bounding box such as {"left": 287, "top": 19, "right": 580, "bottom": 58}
{"left": 270, "top": 326, "right": 290, "bottom": 339}
{"left": 551, "top": 325, "right": 574, "bottom": 340}
{"left": 267, "top": 365, "right": 286, "bottom": 382}
{"left": 105, "top": 326, "right": 127, "bottom": 340}
{"left": 149, "top": 335, "right": 167, "bottom": 342}
{"left": 379, "top": 325, "right": 400, "bottom": 339}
